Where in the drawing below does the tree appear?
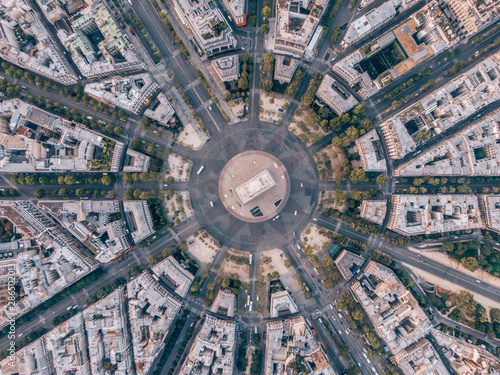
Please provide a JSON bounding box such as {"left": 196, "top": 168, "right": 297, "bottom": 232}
{"left": 367, "top": 332, "right": 380, "bottom": 349}
{"left": 76, "top": 188, "right": 85, "bottom": 197}
{"left": 237, "top": 75, "right": 250, "bottom": 90}
{"left": 490, "top": 308, "right": 500, "bottom": 322}
{"left": 221, "top": 278, "right": 231, "bottom": 289}
{"left": 262, "top": 80, "right": 273, "bottom": 92}
{"left": 352, "top": 309, "right": 364, "bottom": 321}
{"left": 166, "top": 189, "right": 175, "bottom": 198}
{"left": 376, "top": 174, "right": 387, "bottom": 186}
{"left": 58, "top": 188, "right": 69, "bottom": 198}
{"left": 330, "top": 27, "right": 342, "bottom": 42}
{"left": 262, "top": 52, "right": 274, "bottom": 72}
{"left": 166, "top": 176, "right": 175, "bottom": 184}
{"left": 114, "top": 126, "right": 123, "bottom": 136}
{"left": 191, "top": 282, "right": 200, "bottom": 292}
{"left": 442, "top": 241, "right": 454, "bottom": 253}
{"left": 451, "top": 290, "right": 477, "bottom": 316}
{"left": 261, "top": 23, "right": 270, "bottom": 34}
{"left": 262, "top": 5, "right": 271, "bottom": 19}
{"left": 101, "top": 175, "right": 113, "bottom": 185}
{"left": 139, "top": 191, "right": 150, "bottom": 200}
{"left": 130, "top": 137, "right": 143, "bottom": 150}
{"left": 352, "top": 104, "right": 365, "bottom": 116}
{"left": 334, "top": 189, "right": 345, "bottom": 204}
{"left": 34, "top": 188, "right": 46, "bottom": 199}
{"left": 322, "top": 257, "right": 333, "bottom": 267}
{"left": 38, "top": 176, "right": 48, "bottom": 185}
{"left": 64, "top": 175, "right": 76, "bottom": 185}
{"left": 461, "top": 257, "right": 480, "bottom": 272}
{"left": 349, "top": 168, "right": 365, "bottom": 184}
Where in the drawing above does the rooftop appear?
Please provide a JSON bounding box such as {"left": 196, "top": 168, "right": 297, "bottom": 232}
{"left": 273, "top": 0, "right": 326, "bottom": 57}
{"left": 0, "top": 100, "right": 124, "bottom": 173}
{"left": 360, "top": 200, "right": 388, "bottom": 225}
{"left": 144, "top": 92, "right": 176, "bottom": 127}
{"left": 123, "top": 201, "right": 155, "bottom": 244}
{"left": 179, "top": 314, "right": 236, "bottom": 375}
{"left": 84, "top": 74, "right": 159, "bottom": 115}
{"left": 173, "top": 0, "right": 236, "bottom": 55}
{"left": 334, "top": 250, "right": 365, "bottom": 280}
{"left": 84, "top": 287, "right": 134, "bottom": 375}
{"left": 0, "top": 0, "right": 78, "bottom": 84}
{"left": 382, "top": 52, "right": 500, "bottom": 160}
{"left": 387, "top": 194, "right": 483, "bottom": 235}
{"left": 0, "top": 200, "right": 97, "bottom": 330}
{"left": 211, "top": 54, "right": 240, "bottom": 82}
{"left": 269, "top": 290, "right": 299, "bottom": 317}
{"left": 127, "top": 271, "right": 182, "bottom": 375}
{"left": 355, "top": 129, "right": 387, "bottom": 172}
{"left": 316, "top": 75, "right": 359, "bottom": 115}
{"left": 274, "top": 55, "right": 299, "bottom": 84}
{"left": 351, "top": 261, "right": 434, "bottom": 355}
{"left": 265, "top": 315, "right": 336, "bottom": 375}
{"left": 394, "top": 111, "right": 500, "bottom": 176}
{"left": 39, "top": 200, "right": 131, "bottom": 263}
{"left": 152, "top": 255, "right": 194, "bottom": 297}
{"left": 59, "top": 2, "right": 146, "bottom": 79}
{"left": 210, "top": 289, "right": 236, "bottom": 317}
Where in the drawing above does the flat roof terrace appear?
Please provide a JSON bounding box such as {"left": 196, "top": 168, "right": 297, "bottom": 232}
{"left": 219, "top": 151, "right": 290, "bottom": 222}
{"left": 234, "top": 168, "right": 277, "bottom": 205}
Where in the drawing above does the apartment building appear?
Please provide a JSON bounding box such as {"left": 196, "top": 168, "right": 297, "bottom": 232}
{"left": 0, "top": 100, "right": 124, "bottom": 173}
{"left": 60, "top": 2, "right": 146, "bottom": 79}
{"left": 351, "top": 261, "right": 449, "bottom": 374}
{"left": 179, "top": 315, "right": 236, "bottom": 375}
{"left": 84, "top": 74, "right": 160, "bottom": 115}
{"left": 316, "top": 75, "right": 359, "bottom": 115}
{"left": 356, "top": 129, "right": 387, "bottom": 172}
{"left": 272, "top": 0, "right": 327, "bottom": 57}
{"left": 0, "top": 0, "right": 78, "bottom": 84}
{"left": 360, "top": 200, "right": 388, "bottom": 226}
{"left": 123, "top": 201, "right": 155, "bottom": 244}
{"left": 265, "top": 315, "right": 337, "bottom": 375}
{"left": 173, "top": 0, "right": 236, "bottom": 55}
{"left": 128, "top": 271, "right": 183, "bottom": 375}
{"left": 387, "top": 195, "right": 483, "bottom": 236}
{"left": 152, "top": 255, "right": 195, "bottom": 298}
{"left": 274, "top": 55, "right": 299, "bottom": 84}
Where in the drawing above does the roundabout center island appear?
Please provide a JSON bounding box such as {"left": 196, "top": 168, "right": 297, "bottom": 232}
{"left": 218, "top": 150, "right": 290, "bottom": 223}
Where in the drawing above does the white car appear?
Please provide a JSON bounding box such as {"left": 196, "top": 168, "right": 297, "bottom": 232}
{"left": 294, "top": 210, "right": 297, "bottom": 215}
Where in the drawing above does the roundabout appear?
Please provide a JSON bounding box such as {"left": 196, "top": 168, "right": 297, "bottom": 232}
{"left": 188, "top": 121, "right": 320, "bottom": 251}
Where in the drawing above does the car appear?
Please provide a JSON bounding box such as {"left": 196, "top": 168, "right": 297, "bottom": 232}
{"left": 313, "top": 218, "right": 318, "bottom": 221}
{"left": 297, "top": 252, "right": 301, "bottom": 258}
{"left": 18, "top": 333, "right": 23, "bottom": 338}
{"left": 476, "top": 279, "right": 482, "bottom": 283}
{"left": 304, "top": 262, "right": 307, "bottom": 266}
{"left": 7, "top": 252, "right": 13, "bottom": 257}
{"left": 67, "top": 306, "right": 73, "bottom": 310}
{"left": 294, "top": 210, "right": 297, "bottom": 215}
{"left": 210, "top": 201, "right": 214, "bottom": 207}
{"left": 300, "top": 183, "right": 303, "bottom": 187}
{"left": 297, "top": 244, "right": 301, "bottom": 250}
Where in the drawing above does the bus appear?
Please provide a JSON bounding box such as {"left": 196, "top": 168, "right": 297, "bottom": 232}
{"left": 197, "top": 166, "right": 205, "bottom": 175}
